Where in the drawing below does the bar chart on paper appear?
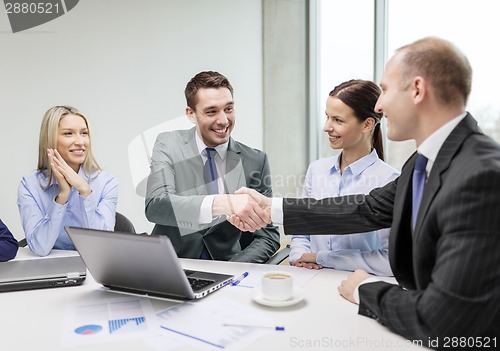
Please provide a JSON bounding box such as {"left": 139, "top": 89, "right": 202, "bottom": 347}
{"left": 62, "top": 296, "right": 159, "bottom": 348}
{"left": 109, "top": 317, "right": 146, "bottom": 334}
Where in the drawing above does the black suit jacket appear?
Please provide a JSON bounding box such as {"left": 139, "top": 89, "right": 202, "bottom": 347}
{"left": 283, "top": 114, "right": 500, "bottom": 345}
{"left": 145, "top": 128, "right": 280, "bottom": 263}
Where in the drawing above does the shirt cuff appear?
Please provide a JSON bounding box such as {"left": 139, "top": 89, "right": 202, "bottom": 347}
{"left": 315, "top": 250, "right": 329, "bottom": 265}
{"left": 199, "top": 195, "right": 216, "bottom": 224}
{"left": 271, "top": 197, "right": 284, "bottom": 225}
{"left": 353, "top": 277, "right": 380, "bottom": 304}
{"left": 52, "top": 198, "right": 67, "bottom": 215}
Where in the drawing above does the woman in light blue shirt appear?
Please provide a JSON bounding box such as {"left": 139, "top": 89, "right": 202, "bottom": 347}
{"left": 289, "top": 80, "right": 399, "bottom": 276}
{"left": 18, "top": 106, "right": 118, "bottom": 256}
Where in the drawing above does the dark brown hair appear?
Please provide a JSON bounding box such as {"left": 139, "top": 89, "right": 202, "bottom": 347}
{"left": 329, "top": 79, "right": 384, "bottom": 160}
{"left": 184, "top": 71, "right": 234, "bottom": 110}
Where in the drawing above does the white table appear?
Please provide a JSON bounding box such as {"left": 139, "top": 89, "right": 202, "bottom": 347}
{"left": 1, "top": 248, "right": 423, "bottom": 350}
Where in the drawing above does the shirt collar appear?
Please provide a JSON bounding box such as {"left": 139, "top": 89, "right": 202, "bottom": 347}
{"left": 330, "top": 149, "right": 379, "bottom": 176}
{"left": 194, "top": 131, "right": 229, "bottom": 160}
{"left": 418, "top": 113, "right": 467, "bottom": 166}
{"left": 331, "top": 153, "right": 342, "bottom": 174}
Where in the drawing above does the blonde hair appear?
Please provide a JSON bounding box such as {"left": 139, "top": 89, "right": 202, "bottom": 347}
{"left": 37, "top": 105, "right": 101, "bottom": 186}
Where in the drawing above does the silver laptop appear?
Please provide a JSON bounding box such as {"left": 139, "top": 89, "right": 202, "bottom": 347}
{"left": 65, "top": 226, "right": 234, "bottom": 300}
{"left": 0, "top": 255, "right": 86, "bottom": 292}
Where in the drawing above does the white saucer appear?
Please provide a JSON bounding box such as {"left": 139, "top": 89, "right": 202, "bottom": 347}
{"left": 252, "top": 287, "right": 305, "bottom": 307}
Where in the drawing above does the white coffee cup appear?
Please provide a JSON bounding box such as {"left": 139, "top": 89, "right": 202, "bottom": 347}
{"left": 261, "top": 271, "right": 294, "bottom": 301}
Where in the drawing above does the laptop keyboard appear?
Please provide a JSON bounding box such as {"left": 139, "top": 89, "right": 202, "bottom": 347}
{"left": 187, "top": 277, "right": 214, "bottom": 291}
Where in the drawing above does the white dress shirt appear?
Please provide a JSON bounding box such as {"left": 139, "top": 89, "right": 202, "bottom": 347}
{"left": 195, "top": 132, "right": 229, "bottom": 224}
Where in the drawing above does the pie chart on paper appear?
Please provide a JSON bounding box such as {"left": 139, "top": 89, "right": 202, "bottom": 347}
{"left": 74, "top": 324, "right": 103, "bottom": 335}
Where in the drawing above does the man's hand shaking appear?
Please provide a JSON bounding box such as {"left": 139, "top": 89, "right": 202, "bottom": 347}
{"left": 213, "top": 187, "right": 272, "bottom": 232}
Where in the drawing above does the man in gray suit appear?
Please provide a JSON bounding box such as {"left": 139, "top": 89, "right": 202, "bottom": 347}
{"left": 229, "top": 37, "right": 500, "bottom": 347}
{"left": 145, "top": 71, "right": 279, "bottom": 262}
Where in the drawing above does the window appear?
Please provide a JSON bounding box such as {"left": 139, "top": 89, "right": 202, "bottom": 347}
{"left": 313, "top": 0, "right": 375, "bottom": 162}
{"left": 313, "top": 0, "right": 500, "bottom": 170}
{"left": 386, "top": 0, "right": 500, "bottom": 167}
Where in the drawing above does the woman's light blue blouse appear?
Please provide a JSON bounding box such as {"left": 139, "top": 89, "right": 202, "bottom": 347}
{"left": 289, "top": 150, "right": 399, "bottom": 276}
{"left": 18, "top": 168, "right": 118, "bottom": 256}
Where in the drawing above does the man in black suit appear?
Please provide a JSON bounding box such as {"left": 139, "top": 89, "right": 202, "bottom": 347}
{"left": 229, "top": 37, "right": 500, "bottom": 347}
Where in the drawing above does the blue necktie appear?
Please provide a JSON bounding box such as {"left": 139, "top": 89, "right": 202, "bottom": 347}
{"left": 203, "top": 148, "right": 219, "bottom": 195}
{"left": 200, "top": 148, "right": 219, "bottom": 259}
{"left": 412, "top": 153, "right": 428, "bottom": 230}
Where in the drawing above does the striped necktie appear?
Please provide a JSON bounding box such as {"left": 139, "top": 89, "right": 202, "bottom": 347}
{"left": 203, "top": 147, "right": 219, "bottom": 195}
{"left": 412, "top": 153, "right": 428, "bottom": 230}
{"left": 200, "top": 147, "right": 219, "bottom": 260}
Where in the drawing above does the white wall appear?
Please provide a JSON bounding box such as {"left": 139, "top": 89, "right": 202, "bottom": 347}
{"left": 0, "top": 0, "right": 263, "bottom": 238}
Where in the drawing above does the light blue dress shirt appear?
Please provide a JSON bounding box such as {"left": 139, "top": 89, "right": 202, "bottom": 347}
{"left": 18, "top": 167, "right": 118, "bottom": 256}
{"left": 289, "top": 150, "right": 399, "bottom": 276}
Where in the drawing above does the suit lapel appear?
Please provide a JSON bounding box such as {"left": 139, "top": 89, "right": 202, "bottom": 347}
{"left": 180, "top": 128, "right": 207, "bottom": 195}
{"left": 414, "top": 114, "right": 479, "bottom": 236}
{"left": 223, "top": 138, "right": 246, "bottom": 193}
{"left": 392, "top": 155, "right": 415, "bottom": 235}
{"left": 389, "top": 154, "right": 415, "bottom": 286}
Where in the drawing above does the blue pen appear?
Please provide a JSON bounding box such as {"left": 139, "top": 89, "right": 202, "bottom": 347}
{"left": 231, "top": 271, "right": 249, "bottom": 286}
{"left": 222, "top": 323, "right": 285, "bottom": 331}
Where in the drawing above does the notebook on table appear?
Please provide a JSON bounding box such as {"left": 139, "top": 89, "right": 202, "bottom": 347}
{"left": 64, "top": 226, "right": 234, "bottom": 300}
{"left": 0, "top": 254, "right": 86, "bottom": 292}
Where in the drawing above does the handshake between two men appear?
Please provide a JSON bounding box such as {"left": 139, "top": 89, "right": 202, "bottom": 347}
{"left": 211, "top": 186, "right": 370, "bottom": 304}
{"left": 212, "top": 187, "right": 271, "bottom": 232}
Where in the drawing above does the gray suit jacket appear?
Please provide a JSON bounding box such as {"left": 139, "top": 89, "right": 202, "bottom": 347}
{"left": 283, "top": 114, "right": 500, "bottom": 345}
{"left": 145, "top": 128, "right": 280, "bottom": 262}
